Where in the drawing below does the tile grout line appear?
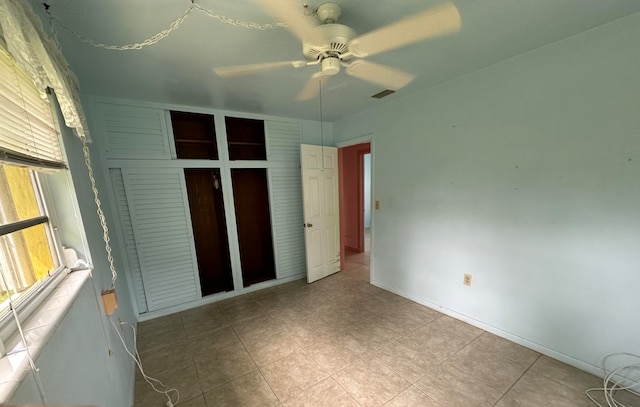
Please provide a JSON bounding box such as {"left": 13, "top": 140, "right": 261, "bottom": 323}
{"left": 140, "top": 256, "right": 597, "bottom": 407}
{"left": 187, "top": 340, "right": 205, "bottom": 407}
{"left": 492, "top": 353, "right": 543, "bottom": 406}
{"left": 255, "top": 364, "right": 282, "bottom": 406}
{"left": 527, "top": 356, "right": 609, "bottom": 402}
{"left": 329, "top": 370, "right": 366, "bottom": 407}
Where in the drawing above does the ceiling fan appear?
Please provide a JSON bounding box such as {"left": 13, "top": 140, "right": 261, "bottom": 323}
{"left": 214, "top": 0, "right": 461, "bottom": 100}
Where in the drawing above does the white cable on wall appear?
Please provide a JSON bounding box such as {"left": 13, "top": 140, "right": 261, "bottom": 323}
{"left": 79, "top": 135, "right": 118, "bottom": 289}
{"left": 78, "top": 137, "right": 180, "bottom": 406}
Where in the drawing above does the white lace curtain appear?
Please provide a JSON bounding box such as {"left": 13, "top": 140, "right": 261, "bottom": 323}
{"left": 0, "top": 0, "right": 90, "bottom": 141}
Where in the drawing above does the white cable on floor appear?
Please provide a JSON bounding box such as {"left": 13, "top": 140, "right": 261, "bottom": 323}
{"left": 109, "top": 319, "right": 180, "bottom": 407}
{"left": 586, "top": 353, "right": 640, "bottom": 407}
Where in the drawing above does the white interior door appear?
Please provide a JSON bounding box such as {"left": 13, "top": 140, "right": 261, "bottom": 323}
{"left": 301, "top": 144, "right": 341, "bottom": 283}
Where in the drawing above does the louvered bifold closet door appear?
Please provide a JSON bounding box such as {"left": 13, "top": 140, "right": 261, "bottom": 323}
{"left": 122, "top": 168, "right": 201, "bottom": 311}
{"left": 93, "top": 101, "right": 172, "bottom": 160}
{"left": 109, "top": 168, "right": 148, "bottom": 313}
{"left": 266, "top": 121, "right": 306, "bottom": 278}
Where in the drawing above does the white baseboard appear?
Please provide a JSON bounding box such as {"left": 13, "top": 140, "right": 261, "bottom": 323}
{"left": 370, "top": 279, "right": 606, "bottom": 379}
{"left": 137, "top": 273, "right": 305, "bottom": 322}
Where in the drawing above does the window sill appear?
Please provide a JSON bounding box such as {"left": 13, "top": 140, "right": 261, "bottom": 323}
{"left": 0, "top": 269, "right": 91, "bottom": 402}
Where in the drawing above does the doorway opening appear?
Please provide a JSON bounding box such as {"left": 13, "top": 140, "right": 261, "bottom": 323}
{"left": 338, "top": 142, "right": 371, "bottom": 274}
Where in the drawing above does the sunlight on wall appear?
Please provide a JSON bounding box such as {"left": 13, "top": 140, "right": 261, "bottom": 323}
{"left": 1, "top": 165, "right": 54, "bottom": 300}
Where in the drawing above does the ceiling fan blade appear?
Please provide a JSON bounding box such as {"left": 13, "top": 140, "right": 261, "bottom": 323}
{"left": 256, "top": 0, "right": 325, "bottom": 45}
{"left": 296, "top": 72, "right": 327, "bottom": 101}
{"left": 214, "top": 60, "right": 306, "bottom": 77}
{"left": 345, "top": 60, "right": 414, "bottom": 89}
{"left": 349, "top": 1, "right": 461, "bottom": 57}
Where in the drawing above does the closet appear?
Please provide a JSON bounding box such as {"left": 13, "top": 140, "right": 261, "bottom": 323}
{"left": 225, "top": 117, "right": 276, "bottom": 286}
{"left": 184, "top": 169, "right": 233, "bottom": 295}
{"left": 231, "top": 168, "right": 275, "bottom": 286}
{"left": 225, "top": 116, "right": 267, "bottom": 161}
{"left": 171, "top": 111, "right": 219, "bottom": 160}
{"left": 95, "top": 97, "right": 305, "bottom": 315}
{"left": 171, "top": 111, "right": 233, "bottom": 296}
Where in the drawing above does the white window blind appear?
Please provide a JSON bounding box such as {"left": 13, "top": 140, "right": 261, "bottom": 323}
{"left": 0, "top": 46, "right": 64, "bottom": 169}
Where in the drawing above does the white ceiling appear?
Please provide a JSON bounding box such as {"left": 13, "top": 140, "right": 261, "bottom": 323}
{"left": 31, "top": 0, "right": 640, "bottom": 122}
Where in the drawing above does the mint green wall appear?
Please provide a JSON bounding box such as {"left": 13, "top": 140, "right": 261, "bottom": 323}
{"left": 9, "top": 278, "right": 132, "bottom": 406}
{"left": 10, "top": 106, "right": 137, "bottom": 406}
{"left": 334, "top": 13, "right": 640, "bottom": 372}
{"left": 302, "top": 119, "right": 334, "bottom": 146}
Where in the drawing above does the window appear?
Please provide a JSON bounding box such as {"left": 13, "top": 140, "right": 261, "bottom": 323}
{"left": 0, "top": 164, "right": 63, "bottom": 316}
{"left": 0, "top": 45, "right": 67, "bottom": 330}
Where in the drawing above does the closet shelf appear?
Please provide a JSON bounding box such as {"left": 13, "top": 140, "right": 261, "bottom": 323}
{"left": 228, "top": 141, "right": 264, "bottom": 146}
{"left": 175, "top": 139, "right": 216, "bottom": 144}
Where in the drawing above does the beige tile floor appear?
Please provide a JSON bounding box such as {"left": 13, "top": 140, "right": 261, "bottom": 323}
{"left": 134, "top": 249, "right": 637, "bottom": 407}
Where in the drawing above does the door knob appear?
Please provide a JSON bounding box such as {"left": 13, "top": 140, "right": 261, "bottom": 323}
{"left": 306, "top": 223, "right": 313, "bottom": 227}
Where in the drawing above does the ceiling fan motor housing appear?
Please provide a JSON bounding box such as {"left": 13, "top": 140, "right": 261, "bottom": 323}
{"left": 302, "top": 23, "right": 356, "bottom": 62}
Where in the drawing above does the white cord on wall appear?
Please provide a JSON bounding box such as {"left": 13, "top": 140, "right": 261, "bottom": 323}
{"left": 75, "top": 59, "right": 178, "bottom": 407}
{"left": 79, "top": 135, "right": 118, "bottom": 290}
{"left": 586, "top": 353, "right": 640, "bottom": 407}
{"left": 109, "top": 319, "right": 180, "bottom": 407}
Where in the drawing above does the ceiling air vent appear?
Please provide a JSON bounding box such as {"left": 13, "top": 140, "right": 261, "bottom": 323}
{"left": 371, "top": 89, "right": 395, "bottom": 99}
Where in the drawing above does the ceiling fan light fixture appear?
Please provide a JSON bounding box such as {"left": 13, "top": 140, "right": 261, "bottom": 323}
{"left": 321, "top": 56, "right": 341, "bottom": 76}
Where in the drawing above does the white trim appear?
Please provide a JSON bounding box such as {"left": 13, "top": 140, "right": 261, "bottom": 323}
{"left": 165, "top": 110, "right": 178, "bottom": 160}
{"left": 0, "top": 266, "right": 68, "bottom": 345}
{"left": 88, "top": 95, "right": 303, "bottom": 127}
{"left": 137, "top": 272, "right": 305, "bottom": 321}
{"left": 106, "top": 159, "right": 223, "bottom": 169}
{"left": 336, "top": 134, "right": 376, "bottom": 279}
{"left": 227, "top": 161, "right": 269, "bottom": 169}
{"left": 370, "top": 279, "right": 606, "bottom": 378}
{"left": 215, "top": 116, "right": 244, "bottom": 293}
{"left": 0, "top": 167, "right": 68, "bottom": 344}
{"left": 335, "top": 134, "right": 373, "bottom": 148}
{"left": 266, "top": 168, "right": 279, "bottom": 278}
{"left": 106, "top": 159, "right": 299, "bottom": 171}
